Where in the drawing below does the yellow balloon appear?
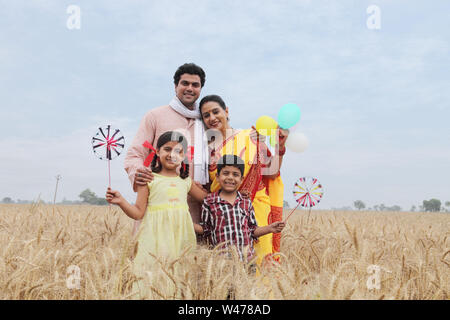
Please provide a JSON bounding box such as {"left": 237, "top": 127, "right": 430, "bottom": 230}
{"left": 255, "top": 116, "right": 278, "bottom": 136}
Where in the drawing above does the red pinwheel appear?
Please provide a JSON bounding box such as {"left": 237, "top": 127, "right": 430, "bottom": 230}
{"left": 285, "top": 177, "right": 324, "bottom": 222}
{"left": 91, "top": 125, "right": 125, "bottom": 187}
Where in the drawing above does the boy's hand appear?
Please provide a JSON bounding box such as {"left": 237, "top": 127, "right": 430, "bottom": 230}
{"left": 106, "top": 188, "right": 124, "bottom": 205}
{"left": 269, "top": 221, "right": 285, "bottom": 233}
{"left": 135, "top": 167, "right": 154, "bottom": 186}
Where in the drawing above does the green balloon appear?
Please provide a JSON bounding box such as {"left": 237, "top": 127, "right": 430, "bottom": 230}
{"left": 278, "top": 103, "right": 301, "bottom": 129}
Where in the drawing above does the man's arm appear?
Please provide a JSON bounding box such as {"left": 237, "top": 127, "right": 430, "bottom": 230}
{"left": 124, "top": 111, "right": 156, "bottom": 191}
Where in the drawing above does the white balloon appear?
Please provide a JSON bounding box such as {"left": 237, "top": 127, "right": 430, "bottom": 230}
{"left": 286, "top": 132, "right": 309, "bottom": 153}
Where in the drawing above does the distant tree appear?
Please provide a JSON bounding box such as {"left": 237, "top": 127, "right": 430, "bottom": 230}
{"left": 410, "top": 205, "right": 416, "bottom": 212}
{"left": 79, "top": 189, "right": 97, "bottom": 203}
{"left": 283, "top": 201, "right": 290, "bottom": 209}
{"left": 1, "top": 197, "right": 14, "bottom": 204}
{"left": 422, "top": 199, "right": 441, "bottom": 212}
{"left": 353, "top": 200, "right": 366, "bottom": 210}
{"left": 79, "top": 189, "right": 108, "bottom": 205}
{"left": 445, "top": 201, "right": 450, "bottom": 212}
{"left": 93, "top": 197, "right": 108, "bottom": 205}
{"left": 389, "top": 205, "right": 401, "bottom": 212}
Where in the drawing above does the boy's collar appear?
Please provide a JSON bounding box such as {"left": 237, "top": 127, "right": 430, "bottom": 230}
{"left": 215, "top": 190, "right": 242, "bottom": 203}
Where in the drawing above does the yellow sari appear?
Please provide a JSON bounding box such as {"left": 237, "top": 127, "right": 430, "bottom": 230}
{"left": 208, "top": 129, "right": 284, "bottom": 266}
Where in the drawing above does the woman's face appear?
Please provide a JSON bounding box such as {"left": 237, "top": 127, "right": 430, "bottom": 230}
{"left": 201, "top": 101, "right": 229, "bottom": 132}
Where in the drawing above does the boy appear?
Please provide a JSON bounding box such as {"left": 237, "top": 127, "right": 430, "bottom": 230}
{"left": 194, "top": 155, "right": 285, "bottom": 263}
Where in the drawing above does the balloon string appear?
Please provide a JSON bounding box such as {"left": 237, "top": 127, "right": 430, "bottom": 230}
{"left": 284, "top": 201, "right": 301, "bottom": 222}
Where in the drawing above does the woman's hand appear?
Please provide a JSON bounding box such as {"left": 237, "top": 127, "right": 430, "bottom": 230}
{"left": 249, "top": 126, "right": 266, "bottom": 144}
{"left": 106, "top": 188, "right": 124, "bottom": 205}
{"left": 134, "top": 167, "right": 154, "bottom": 186}
{"left": 278, "top": 127, "right": 289, "bottom": 148}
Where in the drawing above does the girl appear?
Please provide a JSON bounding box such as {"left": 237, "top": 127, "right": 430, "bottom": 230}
{"left": 106, "top": 131, "right": 207, "bottom": 298}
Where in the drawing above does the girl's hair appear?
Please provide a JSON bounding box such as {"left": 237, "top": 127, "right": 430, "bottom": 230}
{"left": 151, "top": 131, "right": 190, "bottom": 179}
{"left": 199, "top": 94, "right": 227, "bottom": 114}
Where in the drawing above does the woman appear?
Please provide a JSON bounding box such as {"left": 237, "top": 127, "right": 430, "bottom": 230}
{"left": 199, "top": 94, "right": 288, "bottom": 267}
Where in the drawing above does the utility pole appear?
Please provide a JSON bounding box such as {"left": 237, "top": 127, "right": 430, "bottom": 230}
{"left": 54, "top": 175, "right": 62, "bottom": 204}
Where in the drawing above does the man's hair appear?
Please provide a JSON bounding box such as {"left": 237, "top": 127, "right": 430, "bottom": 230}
{"left": 173, "top": 63, "right": 206, "bottom": 88}
{"left": 217, "top": 155, "right": 245, "bottom": 177}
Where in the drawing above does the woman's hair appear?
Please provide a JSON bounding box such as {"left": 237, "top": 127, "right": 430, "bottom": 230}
{"left": 151, "top": 131, "right": 189, "bottom": 179}
{"left": 199, "top": 94, "right": 227, "bottom": 114}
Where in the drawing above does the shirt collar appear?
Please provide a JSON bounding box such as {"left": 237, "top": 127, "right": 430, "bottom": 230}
{"left": 213, "top": 191, "right": 243, "bottom": 204}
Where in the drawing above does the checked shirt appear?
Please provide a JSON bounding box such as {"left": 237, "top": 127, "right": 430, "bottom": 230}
{"left": 200, "top": 191, "right": 258, "bottom": 261}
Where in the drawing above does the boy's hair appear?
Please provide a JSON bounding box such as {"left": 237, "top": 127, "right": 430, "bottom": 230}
{"left": 173, "top": 63, "right": 206, "bottom": 88}
{"left": 151, "top": 131, "right": 189, "bottom": 179}
{"left": 217, "top": 155, "right": 245, "bottom": 177}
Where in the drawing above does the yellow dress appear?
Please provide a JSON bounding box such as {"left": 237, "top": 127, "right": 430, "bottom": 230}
{"left": 132, "top": 173, "right": 196, "bottom": 298}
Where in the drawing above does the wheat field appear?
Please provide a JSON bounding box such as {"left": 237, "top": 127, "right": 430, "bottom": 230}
{"left": 0, "top": 203, "right": 448, "bottom": 300}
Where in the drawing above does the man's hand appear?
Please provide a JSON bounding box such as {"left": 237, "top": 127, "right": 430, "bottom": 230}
{"left": 269, "top": 221, "right": 285, "bottom": 233}
{"left": 135, "top": 167, "right": 154, "bottom": 186}
{"left": 106, "top": 188, "right": 124, "bottom": 205}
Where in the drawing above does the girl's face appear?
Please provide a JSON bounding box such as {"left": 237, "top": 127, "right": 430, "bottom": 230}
{"left": 201, "top": 101, "right": 229, "bottom": 132}
{"left": 156, "top": 141, "right": 185, "bottom": 171}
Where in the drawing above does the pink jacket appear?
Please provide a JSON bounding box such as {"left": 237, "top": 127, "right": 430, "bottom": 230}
{"left": 124, "top": 105, "right": 198, "bottom": 191}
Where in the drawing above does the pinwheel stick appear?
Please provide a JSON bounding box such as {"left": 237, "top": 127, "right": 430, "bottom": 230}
{"left": 108, "top": 159, "right": 111, "bottom": 188}
{"left": 284, "top": 201, "right": 301, "bottom": 222}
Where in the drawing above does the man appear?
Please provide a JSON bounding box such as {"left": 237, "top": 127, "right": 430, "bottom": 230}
{"left": 124, "top": 63, "right": 209, "bottom": 228}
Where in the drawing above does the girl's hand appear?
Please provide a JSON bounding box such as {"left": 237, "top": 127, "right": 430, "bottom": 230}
{"left": 269, "top": 221, "right": 285, "bottom": 233}
{"left": 106, "top": 188, "right": 124, "bottom": 205}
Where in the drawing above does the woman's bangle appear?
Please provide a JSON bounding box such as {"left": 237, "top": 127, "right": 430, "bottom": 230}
{"left": 277, "top": 146, "right": 286, "bottom": 156}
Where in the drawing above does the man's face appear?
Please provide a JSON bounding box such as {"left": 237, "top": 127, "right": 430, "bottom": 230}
{"left": 216, "top": 165, "right": 243, "bottom": 193}
{"left": 175, "top": 74, "right": 202, "bottom": 108}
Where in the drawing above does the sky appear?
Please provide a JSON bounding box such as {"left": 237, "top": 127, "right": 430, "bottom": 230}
{"left": 0, "top": 1, "right": 449, "bottom": 210}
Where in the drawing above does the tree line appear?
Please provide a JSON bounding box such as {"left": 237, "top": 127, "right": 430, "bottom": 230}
{"left": 352, "top": 199, "right": 449, "bottom": 212}
{"left": 1, "top": 189, "right": 108, "bottom": 205}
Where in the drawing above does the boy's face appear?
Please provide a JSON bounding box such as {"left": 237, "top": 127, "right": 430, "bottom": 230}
{"left": 216, "top": 165, "right": 243, "bottom": 193}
